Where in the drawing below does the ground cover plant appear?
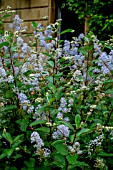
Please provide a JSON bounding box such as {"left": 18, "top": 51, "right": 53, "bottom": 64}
{"left": 1, "top": 7, "right": 113, "bottom": 170}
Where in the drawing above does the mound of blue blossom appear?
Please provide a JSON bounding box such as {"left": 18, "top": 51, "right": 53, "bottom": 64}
{"left": 0, "top": 9, "right": 113, "bottom": 169}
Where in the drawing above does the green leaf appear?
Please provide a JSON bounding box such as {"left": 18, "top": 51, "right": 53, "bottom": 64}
{"left": 54, "top": 72, "right": 63, "bottom": 77}
{"left": 4, "top": 148, "right": 14, "bottom": 157}
{"left": 66, "top": 155, "right": 78, "bottom": 164}
{"left": 5, "top": 90, "right": 15, "bottom": 99}
{"left": 0, "top": 153, "right": 6, "bottom": 159}
{"left": 76, "top": 128, "right": 90, "bottom": 137}
{"left": 47, "top": 61, "right": 54, "bottom": 67}
{"left": 2, "top": 132, "right": 13, "bottom": 144}
{"left": 53, "top": 153, "right": 65, "bottom": 166}
{"left": 13, "top": 134, "right": 24, "bottom": 143}
{"left": 0, "top": 21, "right": 3, "bottom": 25}
{"left": 46, "top": 76, "right": 53, "bottom": 83}
{"left": 55, "top": 91, "right": 62, "bottom": 100}
{"left": 78, "top": 47, "right": 87, "bottom": 56}
{"left": 74, "top": 161, "right": 89, "bottom": 167}
{"left": 0, "top": 42, "right": 9, "bottom": 48}
{"left": 84, "top": 37, "right": 89, "bottom": 43}
{"left": 36, "top": 127, "right": 50, "bottom": 133}
{"left": 13, "top": 154, "right": 22, "bottom": 160}
{"left": 15, "top": 61, "right": 23, "bottom": 67}
{"left": 75, "top": 114, "right": 81, "bottom": 128}
{"left": 42, "top": 52, "right": 52, "bottom": 57}
{"left": 16, "top": 119, "right": 29, "bottom": 132}
{"left": 52, "top": 153, "right": 65, "bottom": 168}
{"left": 4, "top": 105, "right": 17, "bottom": 111}
{"left": 24, "top": 158, "right": 35, "bottom": 168}
{"left": 70, "top": 135, "right": 75, "bottom": 143}
{"left": 105, "top": 89, "right": 113, "bottom": 95}
{"left": 1, "top": 13, "right": 11, "bottom": 20}
{"left": 23, "top": 70, "right": 33, "bottom": 77}
{"left": 60, "top": 29, "right": 74, "bottom": 35}
{"left": 32, "top": 21, "right": 37, "bottom": 28}
{"left": 12, "top": 140, "right": 22, "bottom": 149}
{"left": 30, "top": 120, "right": 46, "bottom": 126}
{"left": 52, "top": 140, "right": 65, "bottom": 145}
{"left": 98, "top": 152, "right": 113, "bottom": 157}
{"left": 45, "top": 37, "right": 55, "bottom": 41}
{"left": 48, "top": 83, "right": 56, "bottom": 93}
{"left": 52, "top": 140, "right": 67, "bottom": 155}
{"left": 11, "top": 45, "right": 17, "bottom": 52}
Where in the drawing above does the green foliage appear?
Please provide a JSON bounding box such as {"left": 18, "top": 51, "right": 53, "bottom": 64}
{"left": 63, "top": 0, "right": 113, "bottom": 39}
{"left": 0, "top": 7, "right": 113, "bottom": 170}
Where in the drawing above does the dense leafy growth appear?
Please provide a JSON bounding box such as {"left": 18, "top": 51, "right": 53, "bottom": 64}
{"left": 0, "top": 6, "right": 113, "bottom": 170}
{"left": 62, "top": 0, "right": 113, "bottom": 39}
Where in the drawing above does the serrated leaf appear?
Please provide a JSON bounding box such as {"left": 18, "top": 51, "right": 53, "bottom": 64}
{"left": 4, "top": 148, "right": 14, "bottom": 157}
{"left": 78, "top": 47, "right": 87, "bottom": 56}
{"left": 4, "top": 105, "right": 17, "bottom": 111}
{"left": 66, "top": 155, "right": 78, "bottom": 164}
{"left": 52, "top": 140, "right": 67, "bottom": 155}
{"left": 44, "top": 37, "right": 55, "bottom": 41}
{"left": 23, "top": 70, "right": 33, "bottom": 77}
{"left": 60, "top": 29, "right": 74, "bottom": 35}
{"left": 5, "top": 90, "right": 15, "bottom": 99}
{"left": 1, "top": 13, "right": 11, "bottom": 20}
{"left": 30, "top": 120, "right": 46, "bottom": 126}
{"left": 52, "top": 140, "right": 65, "bottom": 146}
{"left": 0, "top": 153, "right": 6, "bottom": 159}
{"left": 13, "top": 154, "right": 22, "bottom": 160}
{"left": 0, "top": 42, "right": 9, "bottom": 48}
{"left": 12, "top": 140, "right": 22, "bottom": 148}
{"left": 48, "top": 83, "right": 56, "bottom": 93}
{"left": 70, "top": 135, "right": 75, "bottom": 143}
{"left": 2, "top": 132, "right": 13, "bottom": 144}
{"left": 15, "top": 61, "right": 23, "bottom": 67}
{"left": 75, "top": 114, "right": 81, "bottom": 128}
{"left": 53, "top": 154, "right": 65, "bottom": 166}
{"left": 13, "top": 134, "right": 24, "bottom": 142}
{"left": 46, "top": 76, "right": 53, "bottom": 83}
{"left": 74, "top": 161, "right": 89, "bottom": 167}
{"left": 32, "top": 21, "right": 37, "bottom": 28}
{"left": 36, "top": 127, "right": 50, "bottom": 133}
{"left": 84, "top": 37, "right": 89, "bottom": 43}
{"left": 55, "top": 92, "right": 62, "bottom": 100}
{"left": 98, "top": 152, "right": 113, "bottom": 157}
{"left": 76, "top": 128, "right": 90, "bottom": 137}
{"left": 105, "top": 89, "right": 113, "bottom": 94}
{"left": 54, "top": 143, "right": 67, "bottom": 155}
{"left": 42, "top": 52, "right": 52, "bottom": 57}
{"left": 24, "top": 158, "right": 35, "bottom": 168}
{"left": 54, "top": 72, "right": 63, "bottom": 77}
{"left": 16, "top": 119, "right": 29, "bottom": 132}
{"left": 47, "top": 61, "right": 54, "bottom": 67}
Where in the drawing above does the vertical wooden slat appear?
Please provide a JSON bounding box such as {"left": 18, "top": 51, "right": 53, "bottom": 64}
{"left": 0, "top": 0, "right": 56, "bottom": 31}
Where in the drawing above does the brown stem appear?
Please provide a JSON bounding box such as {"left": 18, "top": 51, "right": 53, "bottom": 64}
{"left": 84, "top": 16, "right": 90, "bottom": 36}
{"left": 9, "top": 47, "right": 20, "bottom": 108}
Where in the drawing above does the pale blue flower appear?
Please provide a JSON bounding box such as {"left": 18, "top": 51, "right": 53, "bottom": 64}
{"left": 52, "top": 124, "right": 70, "bottom": 139}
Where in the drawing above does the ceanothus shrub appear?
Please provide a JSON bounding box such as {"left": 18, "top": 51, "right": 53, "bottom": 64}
{"left": 0, "top": 7, "right": 113, "bottom": 170}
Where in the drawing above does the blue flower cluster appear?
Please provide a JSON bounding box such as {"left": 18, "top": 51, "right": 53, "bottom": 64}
{"left": 30, "top": 132, "right": 51, "bottom": 157}
{"left": 52, "top": 124, "right": 70, "bottom": 140}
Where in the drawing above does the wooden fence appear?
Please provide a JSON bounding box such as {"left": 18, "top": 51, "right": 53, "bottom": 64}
{"left": 0, "top": 0, "right": 56, "bottom": 31}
